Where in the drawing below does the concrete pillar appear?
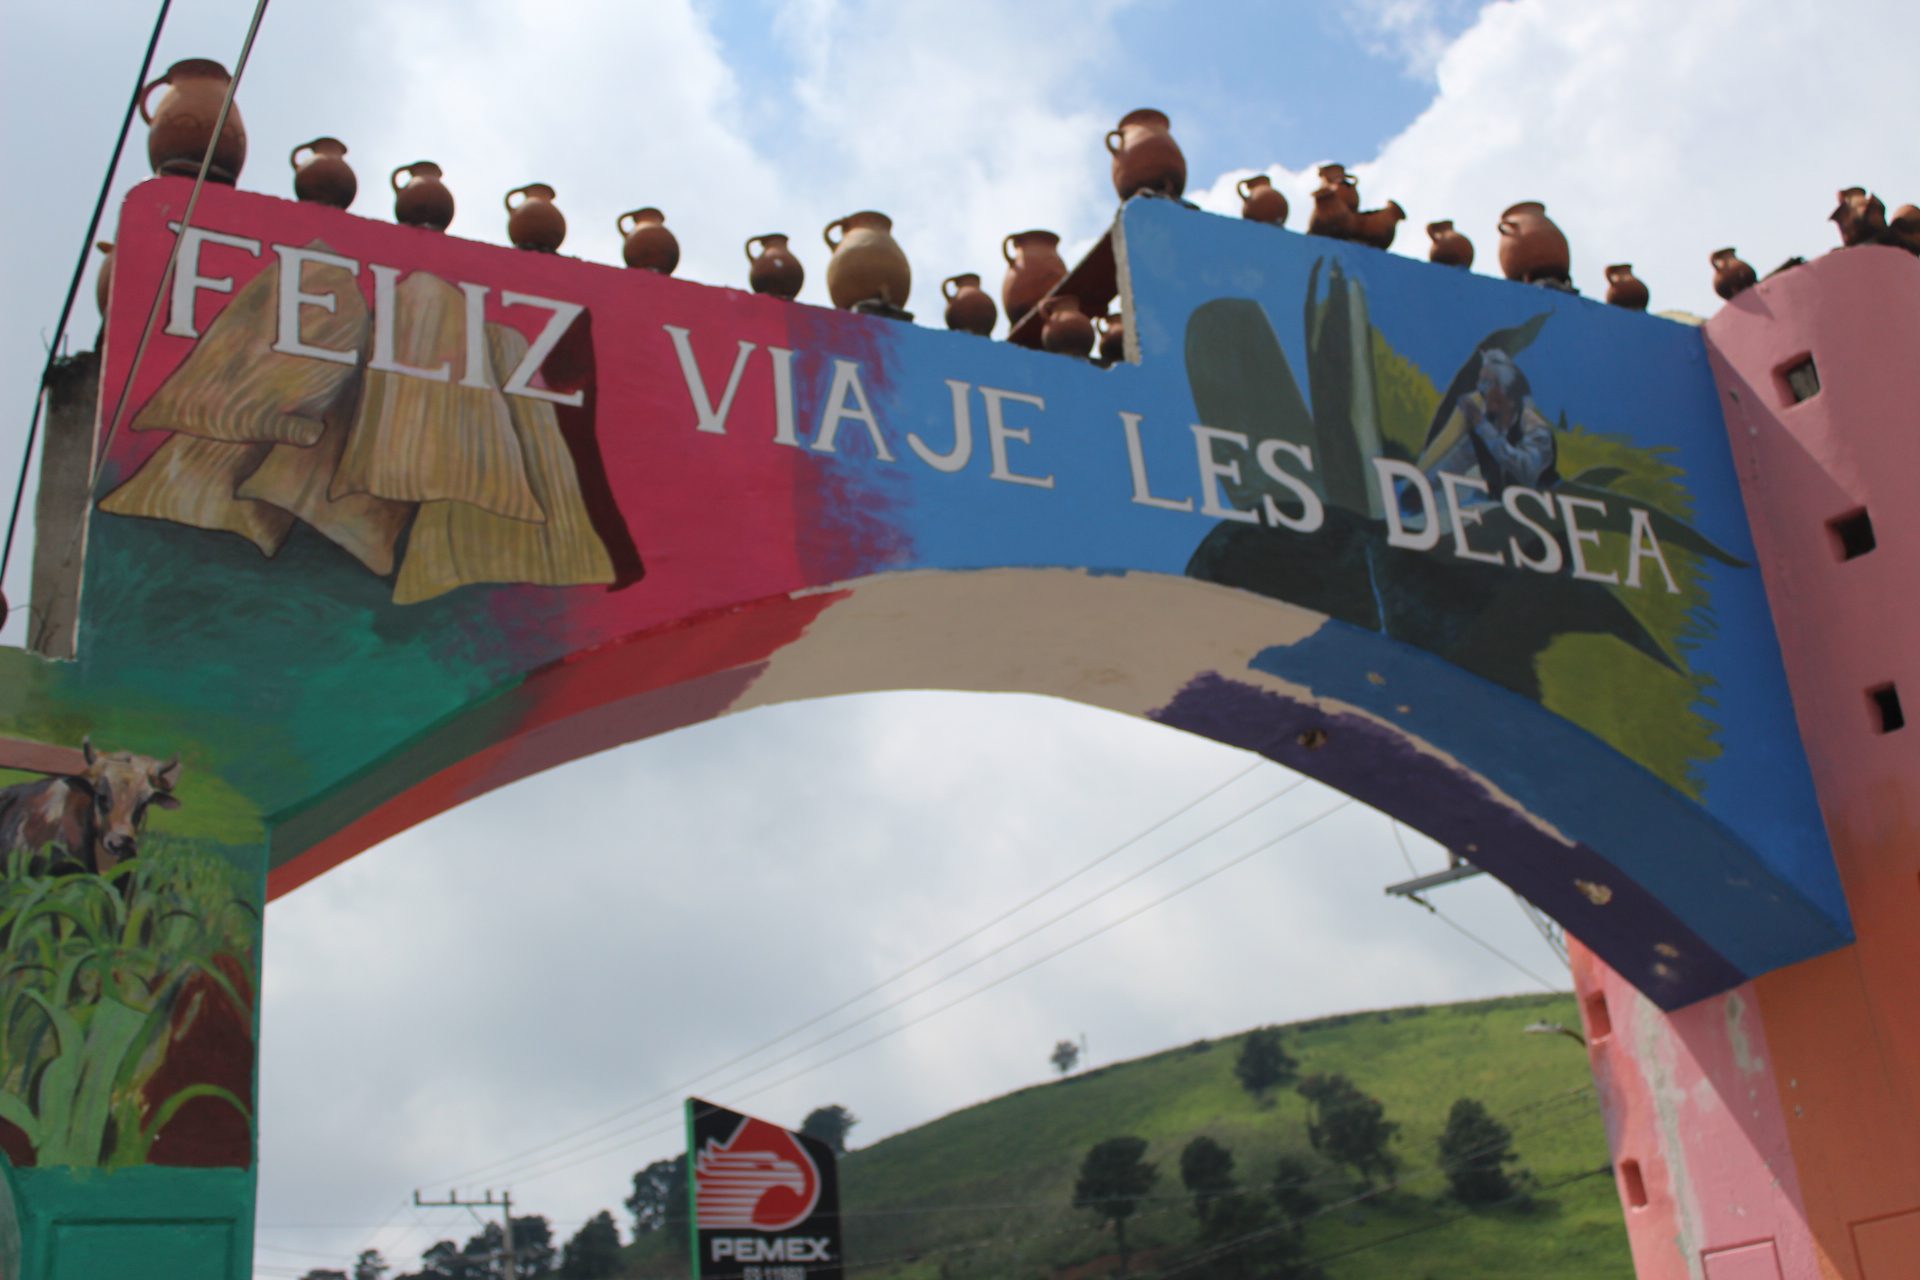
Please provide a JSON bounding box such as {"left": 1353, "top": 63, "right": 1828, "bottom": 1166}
{"left": 1580, "top": 245, "right": 1920, "bottom": 1279}
{"left": 27, "top": 351, "right": 96, "bottom": 660}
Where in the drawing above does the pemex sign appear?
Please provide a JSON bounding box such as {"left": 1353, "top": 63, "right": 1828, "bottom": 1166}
{"left": 690, "top": 1099, "right": 843, "bottom": 1280}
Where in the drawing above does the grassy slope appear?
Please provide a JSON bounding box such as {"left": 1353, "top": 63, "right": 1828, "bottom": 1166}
{"left": 619, "top": 992, "right": 1632, "bottom": 1279}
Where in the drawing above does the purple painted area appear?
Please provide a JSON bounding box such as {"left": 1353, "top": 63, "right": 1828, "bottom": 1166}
{"left": 1150, "top": 673, "right": 1744, "bottom": 1006}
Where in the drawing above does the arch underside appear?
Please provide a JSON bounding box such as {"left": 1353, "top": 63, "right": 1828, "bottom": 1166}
{"left": 266, "top": 568, "right": 1846, "bottom": 1011}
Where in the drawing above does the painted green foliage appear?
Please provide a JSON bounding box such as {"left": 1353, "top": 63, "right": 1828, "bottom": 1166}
{"left": 1185, "top": 261, "right": 1734, "bottom": 794}
{"left": 0, "top": 838, "right": 256, "bottom": 1169}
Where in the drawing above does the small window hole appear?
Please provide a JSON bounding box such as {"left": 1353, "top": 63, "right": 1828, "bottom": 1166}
{"left": 1584, "top": 991, "right": 1613, "bottom": 1044}
{"left": 1776, "top": 353, "right": 1821, "bottom": 404}
{"left": 1870, "top": 684, "right": 1905, "bottom": 734}
{"left": 1828, "top": 509, "right": 1876, "bottom": 561}
{"left": 1620, "top": 1159, "right": 1649, "bottom": 1209}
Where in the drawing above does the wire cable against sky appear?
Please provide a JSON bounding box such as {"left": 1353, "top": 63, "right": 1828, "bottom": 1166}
{"left": 431, "top": 760, "right": 1290, "bottom": 1187}
{"left": 0, "top": 0, "right": 173, "bottom": 602}
{"left": 81, "top": 0, "right": 272, "bottom": 509}
{"left": 501, "top": 794, "right": 1356, "bottom": 1189}
{"left": 449, "top": 778, "right": 1323, "bottom": 1189}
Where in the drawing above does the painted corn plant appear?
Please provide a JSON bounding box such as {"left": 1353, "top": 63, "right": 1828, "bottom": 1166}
{"left": 0, "top": 837, "right": 257, "bottom": 1168}
{"left": 1183, "top": 259, "right": 1742, "bottom": 794}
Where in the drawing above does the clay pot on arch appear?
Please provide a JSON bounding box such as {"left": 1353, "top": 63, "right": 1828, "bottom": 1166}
{"left": 506, "top": 184, "right": 567, "bottom": 253}
{"left": 141, "top": 58, "right": 247, "bottom": 183}
{"left": 1427, "top": 220, "right": 1473, "bottom": 268}
{"left": 1711, "top": 248, "right": 1757, "bottom": 300}
{"left": 942, "top": 273, "right": 997, "bottom": 336}
{"left": 392, "top": 162, "right": 454, "bottom": 231}
{"left": 1496, "top": 201, "right": 1570, "bottom": 283}
{"left": 1317, "top": 163, "right": 1361, "bottom": 212}
{"left": 823, "top": 211, "right": 910, "bottom": 309}
{"left": 746, "top": 234, "right": 804, "bottom": 299}
{"left": 1001, "top": 230, "right": 1067, "bottom": 328}
{"left": 1831, "top": 187, "right": 1887, "bottom": 247}
{"left": 1040, "top": 295, "right": 1096, "bottom": 358}
{"left": 1306, "top": 186, "right": 1356, "bottom": 240}
{"left": 1106, "top": 108, "right": 1186, "bottom": 201}
{"left": 1605, "top": 263, "right": 1650, "bottom": 310}
{"left": 1237, "top": 175, "right": 1288, "bottom": 225}
{"left": 1352, "top": 201, "right": 1406, "bottom": 250}
{"left": 619, "top": 208, "right": 680, "bottom": 274}
{"left": 290, "top": 137, "right": 355, "bottom": 209}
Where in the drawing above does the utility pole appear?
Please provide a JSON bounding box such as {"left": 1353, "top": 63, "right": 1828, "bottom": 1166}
{"left": 413, "top": 1188, "right": 518, "bottom": 1280}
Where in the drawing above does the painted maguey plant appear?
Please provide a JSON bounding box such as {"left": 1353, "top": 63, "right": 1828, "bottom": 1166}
{"left": 0, "top": 838, "right": 256, "bottom": 1168}
{"left": 1184, "top": 259, "right": 1743, "bottom": 794}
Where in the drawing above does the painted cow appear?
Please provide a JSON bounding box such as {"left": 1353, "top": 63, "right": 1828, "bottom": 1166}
{"left": 0, "top": 738, "right": 181, "bottom": 876}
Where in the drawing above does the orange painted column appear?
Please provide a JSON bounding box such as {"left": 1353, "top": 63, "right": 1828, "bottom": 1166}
{"left": 1576, "top": 245, "right": 1920, "bottom": 1279}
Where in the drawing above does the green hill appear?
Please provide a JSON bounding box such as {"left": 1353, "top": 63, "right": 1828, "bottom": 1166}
{"left": 619, "top": 992, "right": 1631, "bottom": 1279}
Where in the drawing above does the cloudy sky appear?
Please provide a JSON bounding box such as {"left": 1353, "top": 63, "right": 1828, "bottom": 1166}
{"left": 1, "top": 0, "right": 1915, "bottom": 1276}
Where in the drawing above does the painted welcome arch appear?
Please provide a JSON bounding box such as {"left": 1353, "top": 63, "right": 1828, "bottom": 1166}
{"left": 1, "top": 178, "right": 1915, "bottom": 1278}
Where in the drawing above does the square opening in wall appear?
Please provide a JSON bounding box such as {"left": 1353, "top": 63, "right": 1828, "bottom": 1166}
{"left": 1583, "top": 991, "right": 1613, "bottom": 1043}
{"left": 1870, "top": 684, "right": 1905, "bottom": 734}
{"left": 1775, "top": 353, "right": 1821, "bottom": 404}
{"left": 1620, "top": 1159, "right": 1649, "bottom": 1209}
{"left": 1829, "top": 509, "right": 1876, "bottom": 561}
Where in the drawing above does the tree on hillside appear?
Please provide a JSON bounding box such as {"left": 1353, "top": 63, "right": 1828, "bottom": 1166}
{"left": 408, "top": 1217, "right": 552, "bottom": 1279}
{"left": 1051, "top": 1038, "right": 1082, "bottom": 1076}
{"left": 1270, "top": 1153, "right": 1322, "bottom": 1229}
{"left": 1297, "top": 1074, "right": 1399, "bottom": 1187}
{"left": 1179, "top": 1135, "right": 1237, "bottom": 1223}
{"left": 1185, "top": 1192, "right": 1325, "bottom": 1280}
{"left": 1233, "top": 1028, "right": 1299, "bottom": 1103}
{"left": 560, "top": 1210, "right": 623, "bottom": 1279}
{"left": 1437, "top": 1097, "right": 1523, "bottom": 1204}
{"left": 1073, "top": 1136, "right": 1158, "bottom": 1275}
{"left": 626, "top": 1154, "right": 690, "bottom": 1245}
{"left": 801, "top": 1104, "right": 859, "bottom": 1154}
{"left": 354, "top": 1250, "right": 390, "bottom": 1280}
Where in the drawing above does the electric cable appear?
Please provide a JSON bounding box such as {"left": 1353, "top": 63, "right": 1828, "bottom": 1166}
{"left": 430, "top": 761, "right": 1287, "bottom": 1187}
{"left": 79, "top": 0, "right": 271, "bottom": 508}
{"left": 502, "top": 794, "right": 1356, "bottom": 1189}
{"left": 0, "top": 0, "right": 173, "bottom": 604}
{"left": 1385, "top": 818, "right": 1566, "bottom": 993}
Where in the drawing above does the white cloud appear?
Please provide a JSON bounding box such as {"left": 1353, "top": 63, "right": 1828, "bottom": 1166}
{"left": 1213, "top": 0, "right": 1920, "bottom": 316}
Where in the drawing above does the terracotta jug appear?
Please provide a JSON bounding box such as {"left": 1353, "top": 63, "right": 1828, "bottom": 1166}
{"left": 94, "top": 241, "right": 114, "bottom": 316}
{"left": 1097, "top": 310, "right": 1126, "bottom": 364}
{"left": 1888, "top": 204, "right": 1920, "bottom": 254}
{"left": 1605, "top": 264, "right": 1649, "bottom": 310}
{"left": 1711, "top": 248, "right": 1757, "bottom": 301}
{"left": 1318, "top": 163, "right": 1361, "bottom": 212}
{"left": 1306, "top": 186, "right": 1356, "bottom": 240}
{"left": 1041, "top": 295, "right": 1096, "bottom": 358}
{"left": 392, "top": 162, "right": 455, "bottom": 231}
{"left": 290, "top": 137, "right": 355, "bottom": 209}
{"left": 1001, "top": 230, "right": 1067, "bottom": 327}
{"left": 942, "top": 273, "right": 997, "bottom": 336}
{"left": 141, "top": 58, "right": 247, "bottom": 183}
{"left": 1427, "top": 220, "right": 1473, "bottom": 268}
{"left": 1237, "top": 175, "right": 1288, "bottom": 226}
{"left": 1497, "top": 201, "right": 1571, "bottom": 283}
{"left": 1106, "top": 108, "right": 1187, "bottom": 201}
{"left": 1352, "top": 201, "right": 1406, "bottom": 250}
{"left": 619, "top": 208, "right": 679, "bottom": 274}
{"left": 506, "top": 183, "right": 566, "bottom": 253}
{"left": 1831, "top": 187, "right": 1888, "bottom": 247}
{"left": 823, "top": 211, "right": 910, "bottom": 309}
{"left": 745, "top": 234, "right": 804, "bottom": 299}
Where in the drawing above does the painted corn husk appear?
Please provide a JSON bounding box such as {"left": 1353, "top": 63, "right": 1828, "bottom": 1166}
{"left": 132, "top": 241, "right": 367, "bottom": 446}
{"left": 234, "top": 409, "right": 412, "bottom": 575}
{"left": 330, "top": 270, "right": 544, "bottom": 522}
{"left": 98, "top": 436, "right": 293, "bottom": 555}
{"left": 394, "top": 323, "right": 614, "bottom": 603}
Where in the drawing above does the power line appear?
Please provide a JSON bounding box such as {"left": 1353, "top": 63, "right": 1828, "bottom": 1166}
{"left": 432, "top": 762, "right": 1293, "bottom": 1187}
{"left": 0, "top": 0, "right": 173, "bottom": 599}
{"left": 1384, "top": 818, "right": 1566, "bottom": 993}
{"left": 502, "top": 794, "right": 1356, "bottom": 1189}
